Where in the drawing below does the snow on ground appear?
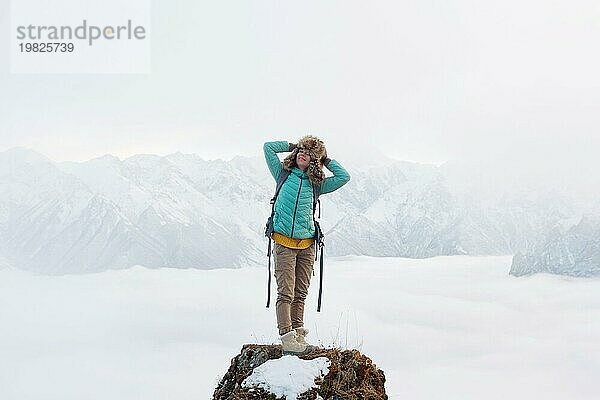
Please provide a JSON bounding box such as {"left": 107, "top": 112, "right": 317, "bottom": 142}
{"left": 242, "top": 355, "right": 330, "bottom": 400}
{"left": 0, "top": 255, "right": 599, "bottom": 400}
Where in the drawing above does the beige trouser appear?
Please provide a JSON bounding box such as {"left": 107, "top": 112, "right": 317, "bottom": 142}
{"left": 273, "top": 241, "right": 316, "bottom": 336}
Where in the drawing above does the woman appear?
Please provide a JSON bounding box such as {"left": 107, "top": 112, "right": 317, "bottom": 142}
{"left": 263, "top": 135, "right": 350, "bottom": 355}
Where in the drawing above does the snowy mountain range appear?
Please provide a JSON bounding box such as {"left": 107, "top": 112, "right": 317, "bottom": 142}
{"left": 510, "top": 215, "right": 600, "bottom": 277}
{"left": 0, "top": 147, "right": 585, "bottom": 274}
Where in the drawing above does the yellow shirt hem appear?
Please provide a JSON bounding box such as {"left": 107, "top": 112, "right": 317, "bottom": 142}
{"left": 272, "top": 232, "right": 314, "bottom": 249}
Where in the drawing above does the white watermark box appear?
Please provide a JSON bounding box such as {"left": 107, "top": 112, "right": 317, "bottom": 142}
{"left": 10, "top": 0, "right": 151, "bottom": 73}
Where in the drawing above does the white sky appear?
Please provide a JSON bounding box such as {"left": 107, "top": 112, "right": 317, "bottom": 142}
{"left": 1, "top": 1, "right": 600, "bottom": 172}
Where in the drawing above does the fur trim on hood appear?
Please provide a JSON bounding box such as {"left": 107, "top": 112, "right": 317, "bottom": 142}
{"left": 283, "top": 135, "right": 327, "bottom": 184}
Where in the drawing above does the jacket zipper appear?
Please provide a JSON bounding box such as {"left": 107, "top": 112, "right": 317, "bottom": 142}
{"left": 290, "top": 178, "right": 303, "bottom": 237}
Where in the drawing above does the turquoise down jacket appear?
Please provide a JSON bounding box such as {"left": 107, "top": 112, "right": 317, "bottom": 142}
{"left": 264, "top": 141, "right": 351, "bottom": 239}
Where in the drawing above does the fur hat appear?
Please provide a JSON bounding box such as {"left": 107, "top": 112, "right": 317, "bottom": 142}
{"left": 283, "top": 135, "right": 327, "bottom": 184}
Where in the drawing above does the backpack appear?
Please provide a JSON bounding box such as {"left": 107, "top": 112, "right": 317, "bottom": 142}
{"left": 264, "top": 169, "right": 326, "bottom": 312}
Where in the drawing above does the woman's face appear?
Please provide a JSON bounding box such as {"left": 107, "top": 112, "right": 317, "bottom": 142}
{"left": 296, "top": 147, "right": 311, "bottom": 171}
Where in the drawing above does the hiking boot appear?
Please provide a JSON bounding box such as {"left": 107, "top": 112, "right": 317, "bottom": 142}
{"left": 294, "top": 327, "right": 312, "bottom": 347}
{"left": 280, "top": 330, "right": 314, "bottom": 355}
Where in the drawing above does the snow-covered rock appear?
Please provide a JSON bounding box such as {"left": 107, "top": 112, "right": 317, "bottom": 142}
{"left": 213, "top": 344, "right": 387, "bottom": 400}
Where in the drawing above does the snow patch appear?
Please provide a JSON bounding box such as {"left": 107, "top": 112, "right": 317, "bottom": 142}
{"left": 242, "top": 355, "right": 330, "bottom": 400}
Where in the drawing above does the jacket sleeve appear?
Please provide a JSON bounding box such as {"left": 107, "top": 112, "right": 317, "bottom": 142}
{"left": 320, "top": 159, "right": 351, "bottom": 195}
{"left": 263, "top": 141, "right": 293, "bottom": 181}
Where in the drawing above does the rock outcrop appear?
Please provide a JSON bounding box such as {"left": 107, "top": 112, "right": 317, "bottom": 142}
{"left": 213, "top": 344, "right": 388, "bottom": 400}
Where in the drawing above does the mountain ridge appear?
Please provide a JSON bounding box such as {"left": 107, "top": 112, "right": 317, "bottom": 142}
{"left": 0, "top": 147, "right": 588, "bottom": 275}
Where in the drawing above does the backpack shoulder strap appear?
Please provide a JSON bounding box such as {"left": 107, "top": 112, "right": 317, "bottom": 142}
{"left": 312, "top": 182, "right": 321, "bottom": 202}
{"left": 312, "top": 182, "right": 322, "bottom": 217}
{"left": 272, "top": 169, "right": 291, "bottom": 207}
